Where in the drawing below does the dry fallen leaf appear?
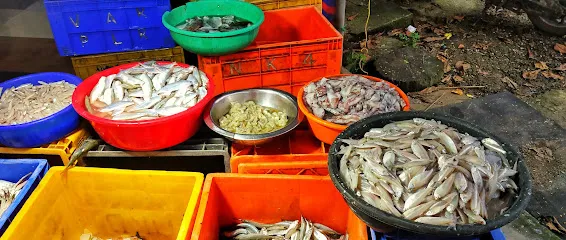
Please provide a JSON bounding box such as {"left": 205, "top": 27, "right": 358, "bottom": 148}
{"left": 522, "top": 70, "right": 541, "bottom": 80}
{"left": 437, "top": 52, "right": 448, "bottom": 61}
{"left": 535, "top": 62, "right": 549, "bottom": 70}
{"left": 423, "top": 36, "right": 445, "bottom": 42}
{"left": 451, "top": 89, "right": 464, "bottom": 95}
{"left": 541, "top": 216, "right": 566, "bottom": 234}
{"left": 441, "top": 75, "right": 452, "bottom": 83}
{"left": 466, "top": 94, "right": 474, "bottom": 98}
{"left": 458, "top": 44, "right": 465, "bottom": 49}
{"left": 453, "top": 75, "right": 464, "bottom": 82}
{"left": 523, "top": 82, "right": 535, "bottom": 87}
{"left": 415, "top": 23, "right": 432, "bottom": 33}
{"left": 388, "top": 29, "right": 403, "bottom": 36}
{"left": 472, "top": 42, "right": 492, "bottom": 50}
{"left": 453, "top": 16, "right": 465, "bottom": 21}
{"left": 433, "top": 28, "right": 445, "bottom": 36}
{"left": 556, "top": 64, "right": 566, "bottom": 71}
{"left": 542, "top": 71, "right": 565, "bottom": 80}
{"left": 444, "top": 63, "right": 452, "bottom": 73}
{"left": 455, "top": 61, "right": 471, "bottom": 73}
{"left": 436, "top": 54, "right": 448, "bottom": 64}
{"left": 347, "top": 13, "right": 359, "bottom": 21}
{"left": 554, "top": 43, "right": 566, "bottom": 54}
{"left": 501, "top": 77, "right": 519, "bottom": 89}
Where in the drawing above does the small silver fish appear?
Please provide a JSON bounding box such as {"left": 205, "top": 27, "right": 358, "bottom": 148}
{"left": 112, "top": 112, "right": 147, "bottom": 120}
{"left": 156, "top": 106, "right": 187, "bottom": 117}
{"left": 90, "top": 77, "right": 106, "bottom": 103}
{"left": 99, "top": 101, "right": 134, "bottom": 113}
{"left": 112, "top": 81, "right": 124, "bottom": 101}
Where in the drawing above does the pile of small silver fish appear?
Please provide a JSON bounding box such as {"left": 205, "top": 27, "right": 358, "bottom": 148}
{"left": 0, "top": 173, "right": 30, "bottom": 217}
{"left": 338, "top": 118, "right": 519, "bottom": 226}
{"left": 176, "top": 15, "right": 252, "bottom": 33}
{"left": 86, "top": 61, "right": 208, "bottom": 121}
{"left": 303, "top": 76, "right": 406, "bottom": 125}
{"left": 222, "top": 218, "right": 347, "bottom": 240}
{"left": 79, "top": 229, "right": 143, "bottom": 240}
{"left": 0, "top": 81, "right": 75, "bottom": 125}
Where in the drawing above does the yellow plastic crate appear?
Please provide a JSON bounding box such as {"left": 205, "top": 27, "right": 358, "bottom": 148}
{"left": 71, "top": 46, "right": 185, "bottom": 79}
{"left": 2, "top": 167, "right": 204, "bottom": 240}
{"left": 0, "top": 127, "right": 88, "bottom": 165}
{"left": 189, "top": 0, "right": 321, "bottom": 11}
{"left": 247, "top": 0, "right": 321, "bottom": 10}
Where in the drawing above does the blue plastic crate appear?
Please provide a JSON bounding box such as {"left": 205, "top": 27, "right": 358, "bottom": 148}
{"left": 371, "top": 228, "right": 506, "bottom": 240}
{"left": 44, "top": 0, "right": 175, "bottom": 56}
{"left": 0, "top": 159, "right": 49, "bottom": 236}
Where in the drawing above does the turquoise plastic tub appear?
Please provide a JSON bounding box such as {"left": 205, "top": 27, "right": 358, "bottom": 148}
{"left": 162, "top": 0, "right": 264, "bottom": 56}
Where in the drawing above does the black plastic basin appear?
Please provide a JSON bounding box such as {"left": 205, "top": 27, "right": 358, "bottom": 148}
{"left": 328, "top": 111, "right": 532, "bottom": 237}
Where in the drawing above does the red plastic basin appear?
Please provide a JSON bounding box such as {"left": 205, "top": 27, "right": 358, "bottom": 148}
{"left": 72, "top": 62, "right": 215, "bottom": 151}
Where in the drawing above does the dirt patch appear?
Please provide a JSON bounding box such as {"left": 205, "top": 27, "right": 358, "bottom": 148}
{"left": 415, "top": 12, "right": 566, "bottom": 98}
{"left": 408, "top": 89, "right": 471, "bottom": 110}
{"left": 521, "top": 140, "right": 566, "bottom": 189}
{"left": 345, "top": 7, "right": 566, "bottom": 99}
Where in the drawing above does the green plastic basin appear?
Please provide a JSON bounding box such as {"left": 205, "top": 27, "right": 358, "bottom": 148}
{"left": 162, "top": 1, "right": 264, "bottom": 56}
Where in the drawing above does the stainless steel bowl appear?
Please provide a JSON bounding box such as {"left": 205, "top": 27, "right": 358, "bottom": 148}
{"left": 203, "top": 88, "right": 302, "bottom": 145}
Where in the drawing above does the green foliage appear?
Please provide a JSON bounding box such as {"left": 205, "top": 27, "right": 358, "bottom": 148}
{"left": 346, "top": 51, "right": 369, "bottom": 73}
{"left": 399, "top": 32, "right": 420, "bottom": 48}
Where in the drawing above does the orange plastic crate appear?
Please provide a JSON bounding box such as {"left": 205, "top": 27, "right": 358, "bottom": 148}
{"left": 190, "top": 174, "right": 368, "bottom": 240}
{"left": 230, "top": 129, "right": 329, "bottom": 175}
{"left": 198, "top": 6, "right": 343, "bottom": 96}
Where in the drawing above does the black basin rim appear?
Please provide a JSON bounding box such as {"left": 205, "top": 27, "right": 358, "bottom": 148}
{"left": 328, "top": 111, "right": 533, "bottom": 236}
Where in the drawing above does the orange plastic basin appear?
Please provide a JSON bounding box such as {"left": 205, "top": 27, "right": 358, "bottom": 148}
{"left": 297, "top": 74, "right": 411, "bottom": 144}
{"left": 190, "top": 174, "right": 368, "bottom": 240}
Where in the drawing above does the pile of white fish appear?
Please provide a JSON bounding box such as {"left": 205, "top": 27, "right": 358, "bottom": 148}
{"left": 223, "top": 218, "right": 347, "bottom": 240}
{"left": 303, "top": 76, "right": 406, "bottom": 125}
{"left": 338, "top": 118, "right": 519, "bottom": 226}
{"left": 86, "top": 61, "right": 208, "bottom": 121}
{"left": 0, "top": 81, "right": 75, "bottom": 125}
{"left": 0, "top": 173, "right": 30, "bottom": 217}
{"left": 79, "top": 229, "right": 142, "bottom": 240}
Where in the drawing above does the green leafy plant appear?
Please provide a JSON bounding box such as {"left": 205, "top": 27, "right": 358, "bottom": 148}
{"left": 346, "top": 51, "right": 370, "bottom": 73}
{"left": 399, "top": 32, "right": 420, "bottom": 48}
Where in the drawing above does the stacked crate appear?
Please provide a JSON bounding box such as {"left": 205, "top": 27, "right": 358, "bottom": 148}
{"left": 197, "top": 0, "right": 343, "bottom": 96}
{"left": 230, "top": 129, "right": 329, "bottom": 175}
{"left": 44, "top": 0, "right": 184, "bottom": 78}
{"left": 0, "top": 127, "right": 88, "bottom": 166}
{"left": 202, "top": 0, "right": 343, "bottom": 174}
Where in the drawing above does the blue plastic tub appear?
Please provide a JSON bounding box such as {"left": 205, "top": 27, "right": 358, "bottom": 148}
{"left": 372, "top": 228, "right": 506, "bottom": 240}
{"left": 0, "top": 73, "right": 82, "bottom": 148}
{"left": 44, "top": 0, "right": 175, "bottom": 56}
{"left": 0, "top": 159, "right": 49, "bottom": 236}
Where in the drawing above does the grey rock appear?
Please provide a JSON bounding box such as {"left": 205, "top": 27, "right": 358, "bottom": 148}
{"left": 346, "top": 0, "right": 412, "bottom": 38}
{"left": 434, "top": 0, "right": 485, "bottom": 15}
{"left": 372, "top": 47, "right": 444, "bottom": 92}
{"left": 501, "top": 211, "right": 561, "bottom": 240}
{"left": 527, "top": 90, "right": 566, "bottom": 129}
